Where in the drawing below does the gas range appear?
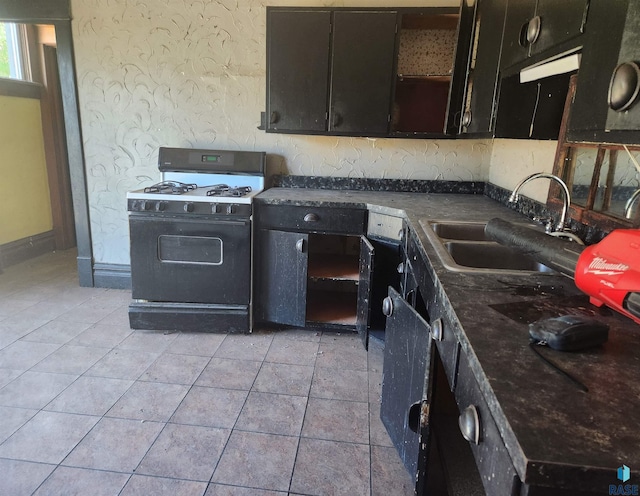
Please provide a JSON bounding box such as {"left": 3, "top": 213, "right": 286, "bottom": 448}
{"left": 127, "top": 147, "right": 266, "bottom": 333}
{"left": 126, "top": 148, "right": 265, "bottom": 217}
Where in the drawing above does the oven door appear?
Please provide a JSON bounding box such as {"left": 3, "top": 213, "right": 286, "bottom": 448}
{"left": 129, "top": 213, "right": 250, "bottom": 304}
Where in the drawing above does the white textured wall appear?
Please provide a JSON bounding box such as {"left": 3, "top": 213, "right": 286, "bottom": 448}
{"left": 489, "top": 139, "right": 558, "bottom": 203}
{"left": 71, "top": 0, "right": 491, "bottom": 266}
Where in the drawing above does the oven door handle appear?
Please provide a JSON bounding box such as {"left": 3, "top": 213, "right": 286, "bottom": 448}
{"left": 128, "top": 213, "right": 249, "bottom": 227}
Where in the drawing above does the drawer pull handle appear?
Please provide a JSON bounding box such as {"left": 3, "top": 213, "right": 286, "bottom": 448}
{"left": 382, "top": 296, "right": 393, "bottom": 316}
{"left": 608, "top": 61, "right": 640, "bottom": 112}
{"left": 459, "top": 405, "right": 480, "bottom": 445}
{"left": 526, "top": 16, "right": 541, "bottom": 45}
{"left": 431, "top": 318, "right": 443, "bottom": 341}
{"left": 295, "top": 239, "right": 305, "bottom": 253}
{"left": 304, "top": 213, "right": 319, "bottom": 222}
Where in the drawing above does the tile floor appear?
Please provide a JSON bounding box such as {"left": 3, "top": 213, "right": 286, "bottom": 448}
{"left": 0, "top": 249, "right": 414, "bottom": 496}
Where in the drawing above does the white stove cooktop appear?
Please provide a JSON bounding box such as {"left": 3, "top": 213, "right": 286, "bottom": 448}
{"left": 126, "top": 172, "right": 264, "bottom": 205}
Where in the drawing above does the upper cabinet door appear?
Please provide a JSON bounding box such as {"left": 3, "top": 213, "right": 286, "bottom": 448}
{"left": 329, "top": 11, "right": 397, "bottom": 135}
{"left": 500, "top": 0, "right": 536, "bottom": 70}
{"left": 530, "top": 0, "right": 589, "bottom": 56}
{"left": 266, "top": 10, "right": 331, "bottom": 133}
{"left": 461, "top": 0, "right": 508, "bottom": 136}
{"left": 605, "top": 0, "right": 640, "bottom": 133}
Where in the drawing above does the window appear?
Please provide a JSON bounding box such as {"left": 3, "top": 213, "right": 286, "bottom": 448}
{"left": 0, "top": 23, "right": 31, "bottom": 81}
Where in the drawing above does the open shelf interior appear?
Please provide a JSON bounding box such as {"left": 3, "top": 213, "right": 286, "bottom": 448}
{"left": 306, "top": 289, "right": 358, "bottom": 325}
{"left": 393, "top": 12, "right": 459, "bottom": 134}
{"left": 306, "top": 234, "right": 359, "bottom": 326}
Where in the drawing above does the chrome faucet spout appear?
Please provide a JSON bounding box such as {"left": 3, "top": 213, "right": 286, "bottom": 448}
{"left": 625, "top": 188, "right": 640, "bottom": 219}
{"left": 509, "top": 173, "right": 571, "bottom": 232}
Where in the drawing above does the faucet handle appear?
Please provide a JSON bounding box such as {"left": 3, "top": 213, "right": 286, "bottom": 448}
{"left": 532, "top": 216, "right": 554, "bottom": 233}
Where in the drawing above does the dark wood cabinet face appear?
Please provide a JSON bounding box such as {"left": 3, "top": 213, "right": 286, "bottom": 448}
{"left": 606, "top": 0, "right": 640, "bottom": 133}
{"left": 255, "top": 229, "right": 308, "bottom": 326}
{"left": 381, "top": 286, "right": 433, "bottom": 484}
{"left": 500, "top": 0, "right": 536, "bottom": 71}
{"left": 266, "top": 10, "right": 331, "bottom": 133}
{"left": 530, "top": 0, "right": 589, "bottom": 56}
{"left": 329, "top": 11, "right": 397, "bottom": 135}
{"left": 567, "top": 0, "right": 629, "bottom": 141}
{"left": 356, "top": 236, "right": 375, "bottom": 349}
{"left": 461, "top": 0, "right": 508, "bottom": 135}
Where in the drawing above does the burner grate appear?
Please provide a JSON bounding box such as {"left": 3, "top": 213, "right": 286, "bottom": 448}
{"left": 144, "top": 181, "right": 198, "bottom": 194}
{"left": 206, "top": 184, "right": 252, "bottom": 197}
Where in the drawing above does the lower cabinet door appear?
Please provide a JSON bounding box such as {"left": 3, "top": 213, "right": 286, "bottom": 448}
{"left": 380, "top": 286, "right": 433, "bottom": 487}
{"left": 255, "top": 229, "right": 308, "bottom": 326}
{"left": 356, "top": 236, "right": 375, "bottom": 349}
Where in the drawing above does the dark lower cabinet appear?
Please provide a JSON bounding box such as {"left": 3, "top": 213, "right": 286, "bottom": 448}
{"left": 380, "top": 286, "right": 434, "bottom": 490}
{"left": 255, "top": 229, "right": 308, "bottom": 326}
{"left": 254, "top": 203, "right": 374, "bottom": 335}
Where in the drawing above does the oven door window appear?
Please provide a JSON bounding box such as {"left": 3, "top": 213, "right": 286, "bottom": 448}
{"left": 158, "top": 235, "right": 223, "bottom": 265}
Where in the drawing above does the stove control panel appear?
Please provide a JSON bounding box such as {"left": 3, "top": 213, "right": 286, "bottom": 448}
{"left": 128, "top": 199, "right": 251, "bottom": 217}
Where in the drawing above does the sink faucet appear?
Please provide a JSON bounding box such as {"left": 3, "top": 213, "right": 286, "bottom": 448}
{"left": 508, "top": 172, "right": 571, "bottom": 233}
{"left": 624, "top": 188, "right": 640, "bottom": 219}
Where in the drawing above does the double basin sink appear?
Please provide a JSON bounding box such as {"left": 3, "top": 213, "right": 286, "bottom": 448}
{"left": 421, "top": 220, "right": 555, "bottom": 275}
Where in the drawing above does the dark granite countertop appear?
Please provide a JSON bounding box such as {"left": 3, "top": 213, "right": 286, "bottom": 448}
{"left": 256, "top": 188, "right": 640, "bottom": 491}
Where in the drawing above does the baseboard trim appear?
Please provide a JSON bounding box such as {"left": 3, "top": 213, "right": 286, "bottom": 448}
{"left": 93, "top": 262, "right": 131, "bottom": 290}
{"left": 0, "top": 231, "right": 56, "bottom": 269}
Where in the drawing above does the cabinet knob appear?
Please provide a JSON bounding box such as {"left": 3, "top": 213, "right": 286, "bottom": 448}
{"left": 526, "top": 16, "right": 541, "bottom": 45}
{"left": 396, "top": 262, "right": 404, "bottom": 274}
{"left": 462, "top": 110, "right": 472, "bottom": 128}
{"left": 295, "top": 238, "right": 305, "bottom": 253}
{"left": 431, "top": 318, "right": 443, "bottom": 341}
{"left": 608, "top": 61, "right": 640, "bottom": 112}
{"left": 382, "top": 296, "right": 393, "bottom": 316}
{"left": 270, "top": 111, "right": 280, "bottom": 124}
{"left": 459, "top": 405, "right": 481, "bottom": 445}
{"left": 303, "top": 213, "right": 319, "bottom": 222}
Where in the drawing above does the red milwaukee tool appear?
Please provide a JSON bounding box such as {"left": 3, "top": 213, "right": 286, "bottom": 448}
{"left": 485, "top": 219, "right": 640, "bottom": 325}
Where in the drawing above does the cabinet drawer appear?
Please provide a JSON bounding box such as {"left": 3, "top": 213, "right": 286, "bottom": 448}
{"left": 256, "top": 204, "right": 367, "bottom": 234}
{"left": 455, "top": 353, "right": 520, "bottom": 496}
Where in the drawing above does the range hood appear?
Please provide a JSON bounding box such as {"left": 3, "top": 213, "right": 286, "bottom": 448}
{"left": 520, "top": 50, "right": 582, "bottom": 84}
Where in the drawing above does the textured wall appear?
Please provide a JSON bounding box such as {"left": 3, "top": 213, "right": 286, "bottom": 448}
{"left": 71, "top": 0, "right": 489, "bottom": 265}
{"left": 489, "top": 139, "right": 558, "bottom": 203}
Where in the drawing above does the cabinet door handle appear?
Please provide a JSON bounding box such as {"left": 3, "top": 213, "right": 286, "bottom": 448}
{"left": 270, "top": 111, "right": 280, "bottom": 124}
{"left": 382, "top": 296, "right": 393, "bottom": 316}
{"left": 459, "top": 405, "right": 481, "bottom": 445}
{"left": 396, "top": 262, "right": 404, "bottom": 274}
{"left": 303, "top": 213, "right": 319, "bottom": 222}
{"left": 408, "top": 401, "right": 422, "bottom": 433}
{"left": 608, "top": 61, "right": 640, "bottom": 112}
{"left": 462, "top": 110, "right": 472, "bottom": 128}
{"left": 526, "top": 15, "right": 541, "bottom": 45}
{"left": 431, "top": 318, "right": 443, "bottom": 341}
{"left": 295, "top": 238, "right": 305, "bottom": 253}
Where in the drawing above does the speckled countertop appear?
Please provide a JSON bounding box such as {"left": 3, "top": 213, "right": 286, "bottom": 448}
{"left": 256, "top": 188, "right": 640, "bottom": 491}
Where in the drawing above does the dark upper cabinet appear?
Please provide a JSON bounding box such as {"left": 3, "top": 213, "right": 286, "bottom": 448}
{"left": 499, "top": 0, "right": 536, "bottom": 71}
{"left": 266, "top": 10, "right": 331, "bottom": 133}
{"left": 605, "top": 0, "right": 640, "bottom": 135}
{"left": 566, "top": 0, "right": 630, "bottom": 143}
{"left": 265, "top": 7, "right": 397, "bottom": 136}
{"left": 460, "top": 0, "right": 508, "bottom": 136}
{"left": 265, "top": 6, "right": 475, "bottom": 138}
{"left": 500, "top": 0, "right": 589, "bottom": 72}
{"left": 329, "top": 11, "right": 397, "bottom": 135}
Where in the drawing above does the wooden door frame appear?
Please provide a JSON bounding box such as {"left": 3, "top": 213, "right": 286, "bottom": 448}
{"left": 0, "top": 1, "right": 94, "bottom": 286}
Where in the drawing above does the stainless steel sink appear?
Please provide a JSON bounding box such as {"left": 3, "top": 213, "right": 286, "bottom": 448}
{"left": 420, "top": 220, "right": 555, "bottom": 275}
